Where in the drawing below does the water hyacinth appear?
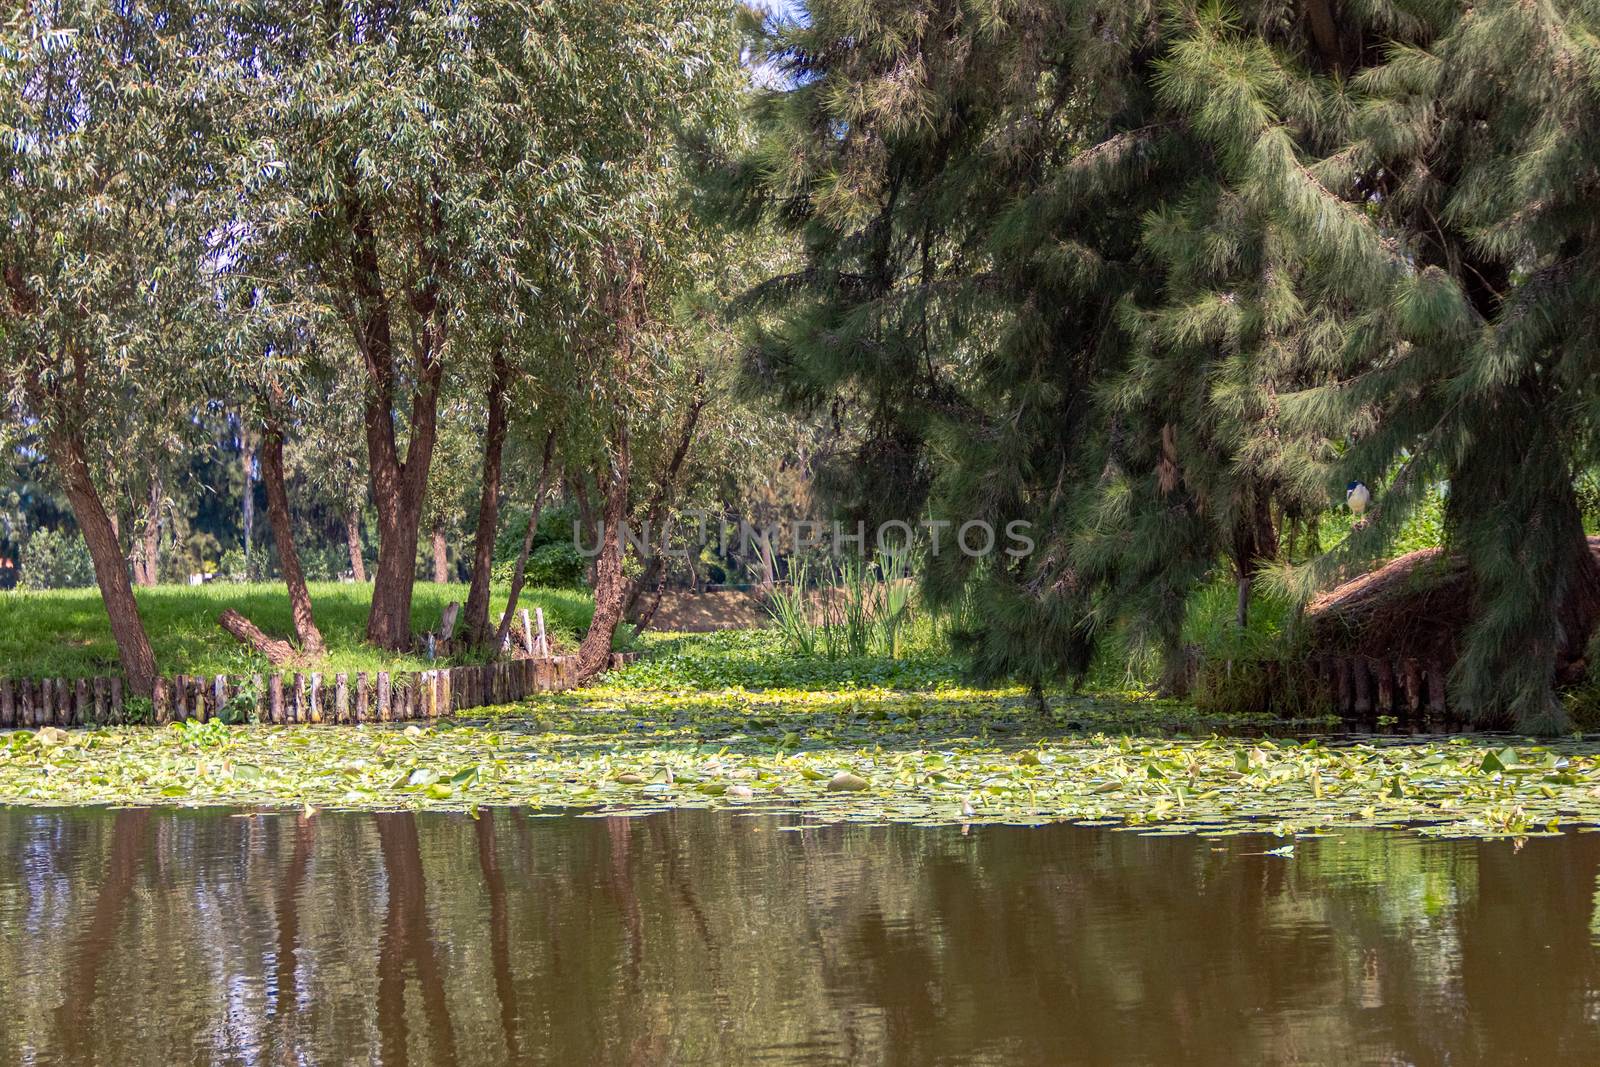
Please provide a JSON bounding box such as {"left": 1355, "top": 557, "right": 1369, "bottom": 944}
{"left": 0, "top": 666, "right": 1597, "bottom": 841}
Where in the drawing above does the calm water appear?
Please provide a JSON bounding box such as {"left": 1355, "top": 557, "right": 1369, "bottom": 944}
{"left": 1, "top": 809, "right": 1598, "bottom": 1065}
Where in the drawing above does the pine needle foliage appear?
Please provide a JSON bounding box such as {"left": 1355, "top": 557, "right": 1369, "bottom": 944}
{"left": 719, "top": 0, "right": 1600, "bottom": 732}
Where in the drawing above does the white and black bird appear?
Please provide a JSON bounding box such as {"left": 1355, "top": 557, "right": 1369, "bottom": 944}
{"left": 1346, "top": 480, "right": 1371, "bottom": 516}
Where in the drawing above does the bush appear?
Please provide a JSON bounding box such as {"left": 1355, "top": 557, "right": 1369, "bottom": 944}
{"left": 491, "top": 505, "right": 588, "bottom": 589}
{"left": 18, "top": 528, "right": 96, "bottom": 590}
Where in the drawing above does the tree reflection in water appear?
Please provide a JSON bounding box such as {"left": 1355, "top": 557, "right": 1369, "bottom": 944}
{"left": 0, "top": 809, "right": 1596, "bottom": 1064}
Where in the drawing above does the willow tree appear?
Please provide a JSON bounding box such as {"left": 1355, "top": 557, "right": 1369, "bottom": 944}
{"left": 0, "top": 3, "right": 221, "bottom": 696}
{"left": 221, "top": 1, "right": 675, "bottom": 648}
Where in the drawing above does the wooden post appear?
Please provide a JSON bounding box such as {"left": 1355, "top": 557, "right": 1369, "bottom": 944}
{"left": 377, "top": 671, "right": 391, "bottom": 722}
{"left": 520, "top": 607, "right": 534, "bottom": 656}
{"left": 40, "top": 678, "right": 54, "bottom": 726}
{"left": 1332, "top": 657, "right": 1351, "bottom": 714}
{"left": 356, "top": 672, "right": 369, "bottom": 723}
{"left": 173, "top": 675, "right": 188, "bottom": 722}
{"left": 0, "top": 678, "right": 12, "bottom": 728}
{"left": 189, "top": 676, "right": 206, "bottom": 722}
{"left": 93, "top": 677, "right": 108, "bottom": 725}
{"left": 149, "top": 677, "right": 166, "bottom": 723}
{"left": 269, "top": 673, "right": 285, "bottom": 724}
{"left": 20, "top": 680, "right": 35, "bottom": 727}
{"left": 309, "top": 673, "right": 323, "bottom": 724}
{"left": 439, "top": 667, "right": 452, "bottom": 715}
{"left": 1425, "top": 660, "right": 1448, "bottom": 714}
{"left": 1401, "top": 659, "right": 1423, "bottom": 713}
{"left": 110, "top": 677, "right": 123, "bottom": 723}
{"left": 214, "top": 676, "right": 228, "bottom": 722}
{"left": 252, "top": 674, "right": 265, "bottom": 722}
{"left": 535, "top": 607, "right": 547, "bottom": 656}
{"left": 74, "top": 678, "right": 89, "bottom": 727}
{"left": 335, "top": 673, "right": 350, "bottom": 724}
{"left": 1351, "top": 658, "right": 1373, "bottom": 715}
{"left": 1375, "top": 658, "right": 1396, "bottom": 713}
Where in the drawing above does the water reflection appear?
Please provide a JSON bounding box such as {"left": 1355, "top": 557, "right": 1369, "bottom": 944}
{"left": 0, "top": 808, "right": 1598, "bottom": 1064}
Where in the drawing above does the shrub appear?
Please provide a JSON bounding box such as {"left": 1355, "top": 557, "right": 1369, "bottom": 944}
{"left": 18, "top": 528, "right": 96, "bottom": 590}
{"left": 491, "top": 539, "right": 587, "bottom": 589}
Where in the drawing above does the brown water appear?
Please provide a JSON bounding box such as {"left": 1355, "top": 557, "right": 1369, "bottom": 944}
{"left": 0, "top": 808, "right": 1597, "bottom": 1065}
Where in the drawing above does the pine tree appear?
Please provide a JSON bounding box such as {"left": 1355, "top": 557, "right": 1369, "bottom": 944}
{"left": 726, "top": 0, "right": 1600, "bottom": 730}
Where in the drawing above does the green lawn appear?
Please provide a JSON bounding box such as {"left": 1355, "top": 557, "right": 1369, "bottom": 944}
{"left": 0, "top": 582, "right": 596, "bottom": 679}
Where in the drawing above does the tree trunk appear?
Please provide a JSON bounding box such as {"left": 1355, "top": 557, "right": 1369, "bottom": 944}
{"left": 431, "top": 521, "right": 449, "bottom": 583}
{"left": 1231, "top": 489, "right": 1278, "bottom": 630}
{"left": 572, "top": 474, "right": 599, "bottom": 587}
{"left": 464, "top": 345, "right": 510, "bottom": 647}
{"left": 495, "top": 432, "right": 555, "bottom": 653}
{"left": 345, "top": 507, "right": 367, "bottom": 582}
{"left": 218, "top": 608, "right": 300, "bottom": 667}
{"left": 260, "top": 415, "right": 325, "bottom": 657}
{"left": 365, "top": 448, "right": 434, "bottom": 649}
{"left": 344, "top": 173, "right": 447, "bottom": 650}
{"left": 241, "top": 426, "right": 256, "bottom": 577}
{"left": 50, "top": 424, "right": 160, "bottom": 697}
{"left": 577, "top": 430, "right": 631, "bottom": 683}
{"left": 136, "top": 478, "right": 160, "bottom": 587}
{"left": 630, "top": 569, "right": 670, "bottom": 639}
{"left": 622, "top": 376, "right": 707, "bottom": 623}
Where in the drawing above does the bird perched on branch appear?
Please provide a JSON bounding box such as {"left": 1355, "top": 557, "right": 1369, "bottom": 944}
{"left": 1346, "top": 481, "right": 1371, "bottom": 516}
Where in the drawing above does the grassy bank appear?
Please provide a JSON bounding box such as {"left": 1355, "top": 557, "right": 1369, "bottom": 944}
{"left": 0, "top": 582, "right": 596, "bottom": 678}
{"left": 0, "top": 629, "right": 1585, "bottom": 841}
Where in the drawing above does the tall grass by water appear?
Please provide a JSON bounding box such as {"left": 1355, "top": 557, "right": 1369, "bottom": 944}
{"left": 765, "top": 550, "right": 923, "bottom": 660}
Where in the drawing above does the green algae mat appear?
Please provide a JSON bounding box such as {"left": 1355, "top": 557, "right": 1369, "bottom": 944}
{"left": 1, "top": 667, "right": 1595, "bottom": 840}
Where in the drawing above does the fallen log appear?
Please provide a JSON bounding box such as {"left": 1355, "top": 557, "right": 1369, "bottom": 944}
{"left": 218, "top": 609, "right": 301, "bottom": 667}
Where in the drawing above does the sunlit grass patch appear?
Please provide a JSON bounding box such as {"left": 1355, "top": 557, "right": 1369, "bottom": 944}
{"left": 0, "top": 582, "right": 595, "bottom": 677}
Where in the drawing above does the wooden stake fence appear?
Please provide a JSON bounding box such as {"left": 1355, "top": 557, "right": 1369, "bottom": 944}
{"left": 1310, "top": 653, "right": 1450, "bottom": 717}
{"left": 0, "top": 652, "right": 637, "bottom": 729}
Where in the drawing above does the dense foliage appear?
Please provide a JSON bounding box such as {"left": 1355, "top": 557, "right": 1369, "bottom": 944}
{"left": 0, "top": 0, "right": 771, "bottom": 690}
{"left": 720, "top": 0, "right": 1600, "bottom": 731}
{"left": 16, "top": 526, "right": 93, "bottom": 590}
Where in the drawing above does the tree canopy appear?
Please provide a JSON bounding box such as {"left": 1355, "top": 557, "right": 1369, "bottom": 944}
{"left": 718, "top": 0, "right": 1600, "bottom": 731}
